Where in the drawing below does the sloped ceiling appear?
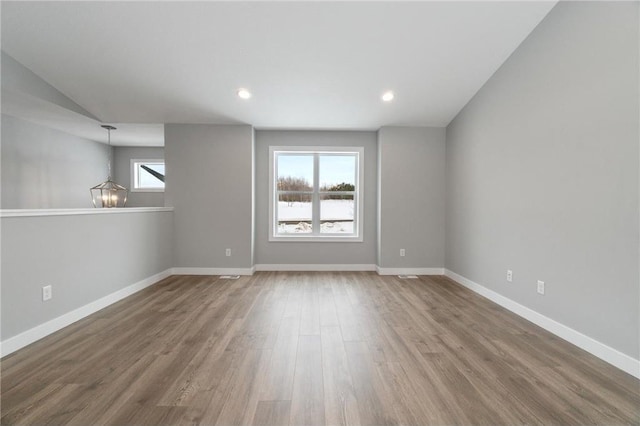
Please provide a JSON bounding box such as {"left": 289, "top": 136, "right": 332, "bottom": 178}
{"left": 1, "top": 1, "right": 556, "bottom": 145}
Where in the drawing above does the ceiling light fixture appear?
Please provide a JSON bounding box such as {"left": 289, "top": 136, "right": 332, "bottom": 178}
{"left": 90, "top": 125, "right": 128, "bottom": 208}
{"left": 237, "top": 88, "right": 252, "bottom": 99}
{"left": 382, "top": 91, "right": 395, "bottom": 102}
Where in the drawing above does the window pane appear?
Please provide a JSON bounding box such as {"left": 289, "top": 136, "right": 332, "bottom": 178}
{"left": 277, "top": 193, "right": 312, "bottom": 234}
{"left": 137, "top": 163, "right": 165, "bottom": 189}
{"left": 277, "top": 154, "right": 313, "bottom": 190}
{"left": 319, "top": 154, "right": 355, "bottom": 191}
{"left": 320, "top": 193, "right": 354, "bottom": 234}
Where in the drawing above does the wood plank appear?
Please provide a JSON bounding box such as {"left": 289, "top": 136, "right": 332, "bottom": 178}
{"left": 214, "top": 349, "right": 272, "bottom": 426}
{"left": 258, "top": 313, "right": 300, "bottom": 401}
{"left": 321, "top": 326, "right": 361, "bottom": 426}
{"left": 344, "top": 340, "right": 399, "bottom": 425}
{"left": 299, "top": 275, "right": 321, "bottom": 335}
{"left": 290, "top": 335, "right": 325, "bottom": 426}
{"left": 252, "top": 400, "right": 291, "bottom": 426}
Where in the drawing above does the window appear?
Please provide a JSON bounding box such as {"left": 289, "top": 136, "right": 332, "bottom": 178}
{"left": 269, "top": 146, "right": 364, "bottom": 242}
{"left": 131, "top": 159, "right": 165, "bottom": 192}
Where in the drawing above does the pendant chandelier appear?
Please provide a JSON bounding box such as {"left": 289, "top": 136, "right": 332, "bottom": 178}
{"left": 90, "top": 125, "right": 128, "bottom": 208}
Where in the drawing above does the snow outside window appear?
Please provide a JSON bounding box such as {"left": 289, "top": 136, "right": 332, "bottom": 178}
{"left": 131, "top": 159, "right": 165, "bottom": 192}
{"left": 269, "top": 146, "right": 364, "bottom": 242}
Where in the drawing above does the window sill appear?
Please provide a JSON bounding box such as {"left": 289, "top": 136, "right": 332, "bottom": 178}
{"left": 269, "top": 235, "right": 363, "bottom": 243}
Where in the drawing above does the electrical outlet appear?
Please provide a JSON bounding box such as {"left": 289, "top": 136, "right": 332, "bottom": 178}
{"left": 225, "top": 248, "right": 231, "bottom": 257}
{"left": 506, "top": 269, "right": 513, "bottom": 282}
{"left": 537, "top": 280, "right": 545, "bottom": 295}
{"left": 400, "top": 249, "right": 405, "bottom": 257}
{"left": 42, "top": 285, "right": 52, "bottom": 301}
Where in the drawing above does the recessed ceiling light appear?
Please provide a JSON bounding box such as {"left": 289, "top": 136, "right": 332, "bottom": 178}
{"left": 382, "top": 91, "right": 395, "bottom": 102}
{"left": 237, "top": 88, "right": 252, "bottom": 99}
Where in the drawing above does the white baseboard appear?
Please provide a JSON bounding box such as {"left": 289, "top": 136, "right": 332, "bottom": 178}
{"left": 376, "top": 267, "right": 445, "bottom": 275}
{"left": 444, "top": 269, "right": 640, "bottom": 379}
{"left": 171, "top": 267, "right": 255, "bottom": 276}
{"left": 6, "top": 265, "right": 636, "bottom": 380}
{"left": 0, "top": 268, "right": 173, "bottom": 358}
{"left": 254, "top": 264, "right": 376, "bottom": 272}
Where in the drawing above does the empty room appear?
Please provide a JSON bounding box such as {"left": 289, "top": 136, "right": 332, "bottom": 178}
{"left": 1, "top": 1, "right": 638, "bottom": 425}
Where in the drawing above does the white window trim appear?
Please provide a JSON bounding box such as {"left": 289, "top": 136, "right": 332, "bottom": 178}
{"left": 269, "top": 146, "right": 364, "bottom": 242}
{"left": 130, "top": 159, "right": 165, "bottom": 193}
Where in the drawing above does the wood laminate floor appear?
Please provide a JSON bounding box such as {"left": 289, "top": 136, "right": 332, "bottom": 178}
{"left": 1, "top": 272, "right": 639, "bottom": 425}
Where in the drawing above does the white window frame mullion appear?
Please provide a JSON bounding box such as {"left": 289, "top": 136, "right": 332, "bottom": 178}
{"left": 312, "top": 153, "right": 320, "bottom": 235}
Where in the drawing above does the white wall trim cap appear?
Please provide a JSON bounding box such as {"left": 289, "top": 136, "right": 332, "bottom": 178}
{"left": 0, "top": 268, "right": 173, "bottom": 357}
{"left": 444, "top": 269, "right": 640, "bottom": 379}
{"left": 254, "top": 264, "right": 376, "bottom": 272}
{"left": 376, "top": 267, "right": 445, "bottom": 275}
{"left": 0, "top": 207, "right": 174, "bottom": 218}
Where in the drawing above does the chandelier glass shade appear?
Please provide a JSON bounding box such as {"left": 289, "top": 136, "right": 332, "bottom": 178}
{"left": 90, "top": 179, "right": 128, "bottom": 208}
{"left": 90, "top": 125, "right": 128, "bottom": 208}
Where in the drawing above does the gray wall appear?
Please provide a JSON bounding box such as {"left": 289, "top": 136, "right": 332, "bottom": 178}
{"left": 445, "top": 1, "right": 639, "bottom": 358}
{"left": 1, "top": 210, "right": 174, "bottom": 340}
{"left": 1, "top": 114, "right": 112, "bottom": 209}
{"left": 378, "top": 127, "right": 446, "bottom": 269}
{"left": 254, "top": 130, "right": 377, "bottom": 265}
{"left": 164, "top": 124, "right": 254, "bottom": 269}
{"left": 114, "top": 146, "right": 165, "bottom": 207}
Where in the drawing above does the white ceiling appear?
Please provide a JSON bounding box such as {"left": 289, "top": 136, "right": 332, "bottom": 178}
{"left": 1, "top": 1, "right": 556, "bottom": 145}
